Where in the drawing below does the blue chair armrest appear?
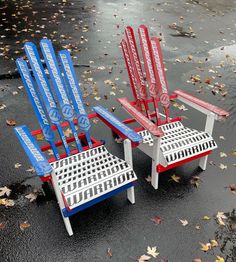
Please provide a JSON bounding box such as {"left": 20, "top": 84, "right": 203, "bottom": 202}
{"left": 93, "top": 105, "right": 142, "bottom": 143}
{"left": 14, "top": 125, "right": 53, "bottom": 176}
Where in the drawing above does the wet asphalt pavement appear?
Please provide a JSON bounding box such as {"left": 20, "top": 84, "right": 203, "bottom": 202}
{"left": 0, "top": 0, "right": 235, "bottom": 261}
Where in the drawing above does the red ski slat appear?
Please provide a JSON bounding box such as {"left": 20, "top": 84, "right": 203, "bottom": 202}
{"left": 117, "top": 97, "right": 163, "bottom": 137}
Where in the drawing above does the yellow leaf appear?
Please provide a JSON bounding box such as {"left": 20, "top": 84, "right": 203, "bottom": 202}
{"left": 200, "top": 242, "right": 211, "bottom": 252}
{"left": 0, "top": 198, "right": 15, "bottom": 207}
{"left": 211, "top": 239, "right": 218, "bottom": 247}
{"left": 202, "top": 215, "right": 211, "bottom": 220}
{"left": 170, "top": 174, "right": 181, "bottom": 183}
{"left": 36, "top": 133, "right": 44, "bottom": 141}
{"left": 147, "top": 246, "right": 159, "bottom": 258}
{"left": 215, "top": 256, "right": 225, "bottom": 262}
{"left": 20, "top": 221, "right": 30, "bottom": 231}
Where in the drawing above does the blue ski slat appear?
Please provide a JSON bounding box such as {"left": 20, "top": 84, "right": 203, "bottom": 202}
{"left": 40, "top": 39, "right": 74, "bottom": 122}
{"left": 16, "top": 58, "right": 60, "bottom": 160}
{"left": 58, "top": 50, "right": 92, "bottom": 148}
{"left": 58, "top": 51, "right": 91, "bottom": 133}
{"left": 24, "top": 42, "right": 71, "bottom": 156}
{"left": 24, "top": 42, "right": 62, "bottom": 125}
{"left": 93, "top": 105, "right": 142, "bottom": 143}
{"left": 40, "top": 39, "right": 83, "bottom": 152}
{"left": 14, "top": 125, "right": 53, "bottom": 176}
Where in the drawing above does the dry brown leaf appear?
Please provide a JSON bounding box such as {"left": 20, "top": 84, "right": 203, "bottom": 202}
{"left": 170, "top": 174, "right": 181, "bottom": 183}
{"left": 216, "top": 212, "right": 227, "bottom": 226}
{"left": 0, "top": 222, "right": 6, "bottom": 230}
{"left": 0, "top": 186, "right": 11, "bottom": 197}
{"left": 151, "top": 216, "right": 162, "bottom": 225}
{"left": 36, "top": 133, "right": 44, "bottom": 141}
{"left": 193, "top": 259, "right": 203, "bottom": 262}
{"left": 200, "top": 242, "right": 211, "bottom": 252}
{"left": 0, "top": 198, "right": 15, "bottom": 207}
{"left": 6, "top": 119, "right": 16, "bottom": 126}
{"left": 138, "top": 254, "right": 151, "bottom": 262}
{"left": 20, "top": 221, "right": 31, "bottom": 231}
{"left": 106, "top": 248, "right": 112, "bottom": 258}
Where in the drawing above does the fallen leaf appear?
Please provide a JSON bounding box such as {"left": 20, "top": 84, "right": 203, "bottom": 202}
{"left": 14, "top": 163, "right": 21, "bottom": 169}
{"left": 138, "top": 254, "right": 151, "bottom": 262}
{"left": 147, "top": 246, "right": 159, "bottom": 258}
{"left": 64, "top": 128, "right": 72, "bottom": 138}
{"left": 145, "top": 176, "right": 152, "bottom": 183}
{"left": 216, "top": 212, "right": 227, "bottom": 226}
{"left": 36, "top": 133, "right": 44, "bottom": 141}
{"left": 25, "top": 188, "right": 42, "bottom": 202}
{"left": 179, "top": 219, "right": 188, "bottom": 226}
{"left": 0, "top": 198, "right": 15, "bottom": 207}
{"left": 151, "top": 216, "right": 162, "bottom": 225}
{"left": 219, "top": 163, "right": 227, "bottom": 170}
{"left": 195, "top": 225, "right": 201, "bottom": 230}
{"left": 215, "top": 256, "right": 225, "bottom": 262}
{"left": 193, "top": 259, "right": 202, "bottom": 262}
{"left": 210, "top": 239, "right": 218, "bottom": 247}
{"left": 6, "top": 119, "right": 16, "bottom": 126}
{"left": 200, "top": 242, "right": 211, "bottom": 252}
{"left": 202, "top": 215, "right": 211, "bottom": 220}
{"left": 190, "top": 176, "right": 201, "bottom": 187}
{"left": 0, "top": 222, "right": 6, "bottom": 230}
{"left": 219, "top": 136, "right": 225, "bottom": 140}
{"left": 170, "top": 174, "right": 181, "bottom": 183}
{"left": 228, "top": 184, "right": 236, "bottom": 196}
{"left": 0, "top": 186, "right": 11, "bottom": 197}
{"left": 106, "top": 248, "right": 112, "bottom": 258}
{"left": 19, "top": 221, "right": 30, "bottom": 231}
{"left": 220, "top": 152, "right": 227, "bottom": 158}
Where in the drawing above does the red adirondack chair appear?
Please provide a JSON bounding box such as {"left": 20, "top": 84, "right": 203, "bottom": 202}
{"left": 117, "top": 25, "right": 229, "bottom": 189}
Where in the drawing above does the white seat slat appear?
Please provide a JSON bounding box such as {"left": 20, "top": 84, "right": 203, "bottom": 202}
{"left": 51, "top": 145, "right": 137, "bottom": 209}
{"left": 138, "top": 121, "right": 217, "bottom": 165}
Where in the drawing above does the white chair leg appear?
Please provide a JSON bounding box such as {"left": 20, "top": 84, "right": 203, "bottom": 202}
{"left": 199, "top": 155, "right": 208, "bottom": 170}
{"left": 127, "top": 186, "right": 135, "bottom": 204}
{"left": 51, "top": 171, "right": 74, "bottom": 236}
{"left": 151, "top": 137, "right": 161, "bottom": 190}
{"left": 124, "top": 139, "right": 133, "bottom": 168}
{"left": 199, "top": 112, "right": 215, "bottom": 170}
{"left": 62, "top": 216, "right": 73, "bottom": 236}
{"left": 151, "top": 160, "right": 159, "bottom": 189}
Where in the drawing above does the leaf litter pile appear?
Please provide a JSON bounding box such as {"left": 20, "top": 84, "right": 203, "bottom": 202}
{"left": 0, "top": 0, "right": 235, "bottom": 261}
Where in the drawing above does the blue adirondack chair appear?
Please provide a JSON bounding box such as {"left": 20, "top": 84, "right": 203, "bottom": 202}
{"left": 14, "top": 39, "right": 142, "bottom": 236}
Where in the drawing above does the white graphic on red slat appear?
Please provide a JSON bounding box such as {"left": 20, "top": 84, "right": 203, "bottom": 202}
{"left": 121, "top": 39, "right": 141, "bottom": 100}
{"left": 125, "top": 26, "right": 147, "bottom": 100}
{"left": 150, "top": 37, "right": 170, "bottom": 108}
{"left": 118, "top": 97, "right": 163, "bottom": 137}
{"left": 174, "top": 89, "right": 229, "bottom": 117}
{"left": 138, "top": 25, "right": 157, "bottom": 98}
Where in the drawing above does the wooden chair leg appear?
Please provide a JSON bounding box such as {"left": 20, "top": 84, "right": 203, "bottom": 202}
{"left": 199, "top": 155, "right": 208, "bottom": 170}
{"left": 151, "top": 160, "right": 159, "bottom": 189}
{"left": 62, "top": 216, "right": 73, "bottom": 236}
{"left": 127, "top": 186, "right": 135, "bottom": 204}
{"left": 51, "top": 171, "right": 74, "bottom": 236}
